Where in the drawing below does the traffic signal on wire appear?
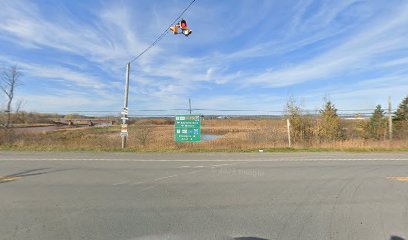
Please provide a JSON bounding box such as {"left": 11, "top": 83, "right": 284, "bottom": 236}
{"left": 169, "top": 19, "right": 192, "bottom": 37}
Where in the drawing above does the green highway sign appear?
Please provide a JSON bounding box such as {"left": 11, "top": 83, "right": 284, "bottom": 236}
{"left": 175, "top": 115, "right": 201, "bottom": 142}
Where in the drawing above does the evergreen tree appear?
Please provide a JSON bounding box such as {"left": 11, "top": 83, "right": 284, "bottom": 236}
{"left": 318, "top": 100, "right": 342, "bottom": 141}
{"left": 394, "top": 96, "right": 408, "bottom": 121}
{"left": 393, "top": 96, "right": 408, "bottom": 139}
{"left": 366, "top": 105, "right": 386, "bottom": 139}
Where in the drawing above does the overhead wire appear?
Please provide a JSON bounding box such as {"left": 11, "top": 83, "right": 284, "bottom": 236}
{"left": 40, "top": 108, "right": 396, "bottom": 114}
{"left": 128, "top": 0, "right": 197, "bottom": 65}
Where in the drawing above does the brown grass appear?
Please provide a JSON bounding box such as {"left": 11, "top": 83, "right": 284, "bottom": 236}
{"left": 0, "top": 118, "right": 407, "bottom": 152}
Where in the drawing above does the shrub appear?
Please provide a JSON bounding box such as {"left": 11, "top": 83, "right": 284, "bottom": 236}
{"left": 393, "top": 96, "right": 408, "bottom": 139}
{"left": 365, "top": 105, "right": 387, "bottom": 140}
{"left": 317, "top": 100, "right": 343, "bottom": 141}
{"left": 286, "top": 98, "right": 314, "bottom": 143}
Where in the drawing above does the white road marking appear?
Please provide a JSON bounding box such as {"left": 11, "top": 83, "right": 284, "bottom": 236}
{"left": 2, "top": 158, "right": 408, "bottom": 162}
{"left": 210, "top": 163, "right": 238, "bottom": 168}
{"left": 153, "top": 174, "right": 178, "bottom": 182}
{"left": 121, "top": 161, "right": 248, "bottom": 190}
{"left": 140, "top": 184, "right": 159, "bottom": 192}
{"left": 178, "top": 162, "right": 240, "bottom": 169}
{"left": 139, "top": 174, "right": 181, "bottom": 192}
{"left": 112, "top": 181, "right": 129, "bottom": 186}
{"left": 127, "top": 162, "right": 245, "bottom": 193}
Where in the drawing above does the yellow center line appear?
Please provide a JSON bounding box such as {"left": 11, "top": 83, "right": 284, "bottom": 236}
{"left": 387, "top": 176, "right": 408, "bottom": 181}
{"left": 0, "top": 176, "right": 22, "bottom": 183}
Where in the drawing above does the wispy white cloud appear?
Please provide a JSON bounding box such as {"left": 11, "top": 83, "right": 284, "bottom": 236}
{"left": 17, "top": 92, "right": 120, "bottom": 113}
{"left": 0, "top": 54, "right": 109, "bottom": 92}
{"left": 237, "top": 2, "right": 408, "bottom": 88}
{"left": 21, "top": 63, "right": 107, "bottom": 90}
{"left": 0, "top": 0, "right": 160, "bottom": 68}
{"left": 380, "top": 57, "right": 408, "bottom": 68}
{"left": 1, "top": 0, "right": 407, "bottom": 113}
{"left": 130, "top": 0, "right": 394, "bottom": 92}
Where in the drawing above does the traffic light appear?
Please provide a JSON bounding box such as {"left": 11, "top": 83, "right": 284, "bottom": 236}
{"left": 182, "top": 28, "right": 192, "bottom": 37}
{"left": 180, "top": 19, "right": 187, "bottom": 29}
{"left": 170, "top": 25, "right": 179, "bottom": 34}
{"left": 169, "top": 19, "right": 192, "bottom": 37}
{"left": 180, "top": 19, "right": 192, "bottom": 37}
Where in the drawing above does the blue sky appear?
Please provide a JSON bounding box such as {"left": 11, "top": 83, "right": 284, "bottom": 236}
{"left": 0, "top": 0, "right": 408, "bottom": 115}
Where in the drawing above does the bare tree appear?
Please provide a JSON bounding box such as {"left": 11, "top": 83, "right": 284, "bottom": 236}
{"left": 15, "top": 99, "right": 23, "bottom": 113}
{"left": 136, "top": 127, "right": 152, "bottom": 146}
{"left": 14, "top": 99, "right": 25, "bottom": 124}
{"left": 1, "top": 65, "right": 22, "bottom": 128}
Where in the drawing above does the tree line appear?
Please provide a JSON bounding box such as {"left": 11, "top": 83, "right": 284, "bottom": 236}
{"left": 1, "top": 64, "right": 408, "bottom": 142}
{"left": 286, "top": 96, "right": 408, "bottom": 143}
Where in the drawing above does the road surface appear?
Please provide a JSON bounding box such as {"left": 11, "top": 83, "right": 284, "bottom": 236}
{"left": 1, "top": 152, "right": 408, "bottom": 240}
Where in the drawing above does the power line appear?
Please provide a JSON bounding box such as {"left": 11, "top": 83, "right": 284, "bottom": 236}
{"left": 35, "top": 108, "right": 398, "bottom": 113}
{"left": 128, "top": 0, "right": 197, "bottom": 64}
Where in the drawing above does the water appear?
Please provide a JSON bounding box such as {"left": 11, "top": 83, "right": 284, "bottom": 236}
{"left": 13, "top": 126, "right": 60, "bottom": 134}
{"left": 13, "top": 125, "right": 89, "bottom": 134}
{"left": 201, "top": 134, "right": 223, "bottom": 141}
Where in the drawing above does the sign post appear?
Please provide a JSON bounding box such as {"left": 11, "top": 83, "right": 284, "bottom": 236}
{"left": 175, "top": 115, "right": 201, "bottom": 142}
{"left": 121, "top": 63, "right": 130, "bottom": 149}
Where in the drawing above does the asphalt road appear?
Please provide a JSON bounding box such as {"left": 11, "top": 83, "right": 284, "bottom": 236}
{"left": 1, "top": 152, "right": 408, "bottom": 240}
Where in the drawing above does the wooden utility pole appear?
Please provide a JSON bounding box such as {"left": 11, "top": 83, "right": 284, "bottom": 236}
{"left": 189, "top": 98, "right": 192, "bottom": 115}
{"left": 121, "top": 63, "right": 130, "bottom": 149}
{"left": 388, "top": 96, "right": 392, "bottom": 140}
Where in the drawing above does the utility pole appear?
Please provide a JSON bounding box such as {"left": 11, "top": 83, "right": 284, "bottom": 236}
{"left": 117, "top": 0, "right": 196, "bottom": 150}
{"left": 189, "top": 98, "right": 192, "bottom": 115}
{"left": 121, "top": 63, "right": 130, "bottom": 149}
{"left": 287, "top": 119, "right": 291, "bottom": 147}
{"left": 388, "top": 96, "right": 392, "bottom": 140}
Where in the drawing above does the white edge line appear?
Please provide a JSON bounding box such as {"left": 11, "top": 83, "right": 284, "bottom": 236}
{"left": 153, "top": 174, "right": 178, "bottom": 182}
{"left": 2, "top": 158, "right": 408, "bottom": 162}
{"left": 112, "top": 181, "right": 129, "bottom": 186}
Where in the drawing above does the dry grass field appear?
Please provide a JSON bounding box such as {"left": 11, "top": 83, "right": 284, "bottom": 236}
{"left": 0, "top": 118, "right": 407, "bottom": 152}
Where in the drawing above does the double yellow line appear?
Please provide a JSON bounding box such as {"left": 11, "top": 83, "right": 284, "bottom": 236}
{"left": 387, "top": 176, "right": 408, "bottom": 182}
{"left": 0, "top": 176, "right": 22, "bottom": 183}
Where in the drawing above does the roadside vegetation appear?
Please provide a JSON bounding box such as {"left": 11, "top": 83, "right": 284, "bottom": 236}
{"left": 1, "top": 64, "right": 407, "bottom": 152}
{"left": 285, "top": 96, "right": 408, "bottom": 147}
{"left": 0, "top": 95, "right": 407, "bottom": 152}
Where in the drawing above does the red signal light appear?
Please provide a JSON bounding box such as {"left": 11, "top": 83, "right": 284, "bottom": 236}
{"left": 180, "top": 19, "right": 187, "bottom": 29}
{"left": 169, "top": 19, "right": 192, "bottom": 37}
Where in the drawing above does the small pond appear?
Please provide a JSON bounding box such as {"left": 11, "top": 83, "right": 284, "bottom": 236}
{"left": 201, "top": 134, "right": 223, "bottom": 141}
